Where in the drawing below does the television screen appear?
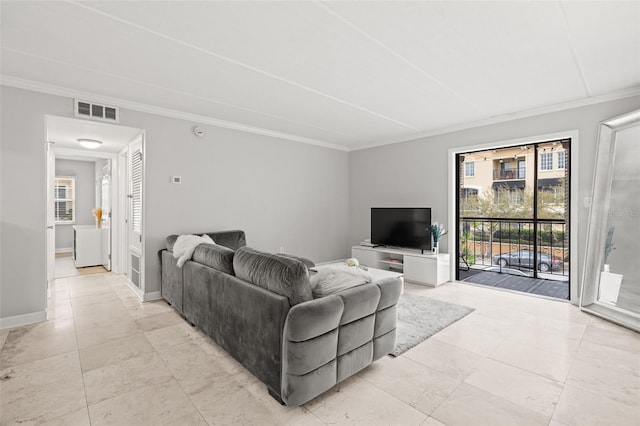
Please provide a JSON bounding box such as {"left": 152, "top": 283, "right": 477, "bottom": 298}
{"left": 371, "top": 208, "right": 432, "bottom": 250}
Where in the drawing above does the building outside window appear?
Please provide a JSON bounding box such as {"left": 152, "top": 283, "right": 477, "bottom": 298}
{"left": 557, "top": 150, "right": 566, "bottom": 169}
{"left": 517, "top": 159, "right": 526, "bottom": 179}
{"left": 461, "top": 187, "right": 478, "bottom": 201}
{"left": 465, "top": 161, "right": 475, "bottom": 177}
{"left": 495, "top": 187, "right": 524, "bottom": 204}
{"left": 55, "top": 176, "right": 75, "bottom": 223}
{"left": 540, "top": 152, "right": 553, "bottom": 171}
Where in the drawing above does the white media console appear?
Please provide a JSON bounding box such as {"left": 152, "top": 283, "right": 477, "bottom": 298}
{"left": 352, "top": 245, "right": 450, "bottom": 287}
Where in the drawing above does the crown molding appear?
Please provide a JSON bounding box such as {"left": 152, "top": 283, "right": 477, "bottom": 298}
{"left": 4, "top": 75, "right": 638, "bottom": 154}
{"left": 0, "top": 75, "right": 349, "bottom": 152}
{"left": 351, "top": 86, "right": 640, "bottom": 151}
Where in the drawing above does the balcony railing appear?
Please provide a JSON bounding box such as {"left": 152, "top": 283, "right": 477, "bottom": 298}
{"left": 493, "top": 169, "right": 526, "bottom": 180}
{"left": 460, "top": 217, "right": 568, "bottom": 279}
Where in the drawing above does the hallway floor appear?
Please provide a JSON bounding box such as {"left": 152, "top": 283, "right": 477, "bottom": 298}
{"left": 55, "top": 253, "right": 107, "bottom": 279}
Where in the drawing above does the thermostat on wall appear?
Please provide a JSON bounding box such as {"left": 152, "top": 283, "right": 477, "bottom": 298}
{"left": 171, "top": 176, "right": 182, "bottom": 184}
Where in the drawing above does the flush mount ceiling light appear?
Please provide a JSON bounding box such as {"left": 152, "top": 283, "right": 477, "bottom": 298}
{"left": 77, "top": 138, "right": 102, "bottom": 149}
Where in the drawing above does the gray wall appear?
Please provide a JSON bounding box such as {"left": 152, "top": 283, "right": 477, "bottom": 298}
{"left": 1, "top": 86, "right": 69, "bottom": 320}
{"left": 0, "top": 85, "right": 349, "bottom": 323}
{"left": 348, "top": 95, "right": 640, "bottom": 298}
{"left": 120, "top": 110, "right": 350, "bottom": 294}
{"left": 2, "top": 81, "right": 637, "bottom": 324}
{"left": 54, "top": 159, "right": 97, "bottom": 250}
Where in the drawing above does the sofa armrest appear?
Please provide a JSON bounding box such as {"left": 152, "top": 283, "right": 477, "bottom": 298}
{"left": 281, "top": 295, "right": 344, "bottom": 406}
{"left": 160, "top": 250, "right": 184, "bottom": 314}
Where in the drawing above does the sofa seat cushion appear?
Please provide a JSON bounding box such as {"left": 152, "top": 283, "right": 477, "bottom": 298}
{"left": 310, "top": 264, "right": 372, "bottom": 298}
{"left": 233, "top": 247, "right": 313, "bottom": 306}
{"left": 192, "top": 243, "right": 235, "bottom": 275}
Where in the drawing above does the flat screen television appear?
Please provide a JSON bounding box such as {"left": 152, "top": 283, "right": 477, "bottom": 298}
{"left": 371, "top": 207, "right": 432, "bottom": 251}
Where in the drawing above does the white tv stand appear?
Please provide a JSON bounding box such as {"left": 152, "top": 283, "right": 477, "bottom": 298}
{"left": 352, "top": 245, "right": 450, "bottom": 287}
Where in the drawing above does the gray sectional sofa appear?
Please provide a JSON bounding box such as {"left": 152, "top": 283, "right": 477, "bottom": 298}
{"left": 160, "top": 230, "right": 402, "bottom": 407}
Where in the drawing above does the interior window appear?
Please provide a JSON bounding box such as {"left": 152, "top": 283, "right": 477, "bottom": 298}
{"left": 55, "top": 176, "right": 75, "bottom": 223}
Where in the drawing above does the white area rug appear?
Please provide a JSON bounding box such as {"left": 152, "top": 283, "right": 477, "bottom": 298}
{"left": 391, "top": 293, "right": 474, "bottom": 356}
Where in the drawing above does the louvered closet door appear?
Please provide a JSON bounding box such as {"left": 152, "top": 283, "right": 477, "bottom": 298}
{"left": 127, "top": 137, "right": 143, "bottom": 289}
{"left": 101, "top": 160, "right": 112, "bottom": 271}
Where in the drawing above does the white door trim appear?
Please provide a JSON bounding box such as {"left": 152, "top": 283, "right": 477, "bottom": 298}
{"left": 123, "top": 133, "right": 146, "bottom": 297}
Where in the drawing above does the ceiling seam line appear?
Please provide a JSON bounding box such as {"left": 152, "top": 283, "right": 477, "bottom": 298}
{"left": 557, "top": 1, "right": 592, "bottom": 97}
{"left": 316, "top": 1, "right": 480, "bottom": 112}
{"left": 66, "top": 0, "right": 421, "bottom": 132}
{"left": 1, "top": 46, "right": 357, "bottom": 142}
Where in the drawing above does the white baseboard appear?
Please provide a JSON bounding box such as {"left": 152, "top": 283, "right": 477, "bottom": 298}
{"left": 125, "top": 281, "right": 161, "bottom": 303}
{"left": 55, "top": 247, "right": 73, "bottom": 254}
{"left": 142, "top": 291, "right": 162, "bottom": 302}
{"left": 0, "top": 310, "right": 47, "bottom": 330}
{"left": 126, "top": 281, "right": 144, "bottom": 300}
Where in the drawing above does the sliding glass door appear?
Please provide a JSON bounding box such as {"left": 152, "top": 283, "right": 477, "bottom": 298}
{"left": 456, "top": 140, "right": 571, "bottom": 300}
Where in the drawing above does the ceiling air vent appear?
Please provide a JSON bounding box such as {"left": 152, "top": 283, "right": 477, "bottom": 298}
{"left": 74, "top": 99, "right": 119, "bottom": 123}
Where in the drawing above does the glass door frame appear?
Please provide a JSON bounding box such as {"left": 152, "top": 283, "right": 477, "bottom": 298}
{"left": 448, "top": 130, "right": 580, "bottom": 304}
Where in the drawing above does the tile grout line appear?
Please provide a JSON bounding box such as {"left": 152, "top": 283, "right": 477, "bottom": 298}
{"left": 153, "top": 341, "right": 214, "bottom": 425}
{"left": 428, "top": 377, "right": 468, "bottom": 426}
{"left": 476, "top": 357, "right": 566, "bottom": 424}
{"left": 393, "top": 352, "right": 473, "bottom": 425}
{"left": 355, "top": 357, "right": 446, "bottom": 422}
{"left": 416, "top": 313, "right": 572, "bottom": 423}
{"left": 466, "top": 381, "right": 555, "bottom": 422}
{"left": 67, "top": 275, "right": 93, "bottom": 426}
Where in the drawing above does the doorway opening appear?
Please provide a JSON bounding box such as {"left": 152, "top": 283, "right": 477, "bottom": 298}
{"left": 45, "top": 116, "right": 145, "bottom": 294}
{"left": 53, "top": 157, "right": 111, "bottom": 279}
{"left": 455, "top": 139, "right": 571, "bottom": 300}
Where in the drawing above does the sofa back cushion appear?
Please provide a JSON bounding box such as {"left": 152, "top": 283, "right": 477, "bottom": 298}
{"left": 192, "top": 244, "right": 235, "bottom": 275}
{"left": 233, "top": 247, "right": 313, "bottom": 306}
{"left": 204, "top": 230, "right": 247, "bottom": 251}
{"left": 166, "top": 230, "right": 247, "bottom": 252}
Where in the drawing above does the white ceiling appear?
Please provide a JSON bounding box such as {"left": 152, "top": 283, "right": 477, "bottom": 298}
{"left": 2, "top": 1, "right": 639, "bottom": 151}
{"left": 46, "top": 116, "right": 142, "bottom": 153}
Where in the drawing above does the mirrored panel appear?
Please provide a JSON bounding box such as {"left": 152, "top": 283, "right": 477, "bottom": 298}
{"left": 581, "top": 109, "right": 640, "bottom": 331}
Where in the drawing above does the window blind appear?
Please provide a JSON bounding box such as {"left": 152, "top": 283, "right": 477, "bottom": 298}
{"left": 131, "top": 149, "right": 143, "bottom": 233}
{"left": 54, "top": 177, "right": 75, "bottom": 223}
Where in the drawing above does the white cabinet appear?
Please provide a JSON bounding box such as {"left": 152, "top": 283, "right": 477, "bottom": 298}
{"left": 352, "top": 245, "right": 450, "bottom": 287}
{"left": 73, "top": 225, "right": 103, "bottom": 267}
{"left": 404, "top": 254, "right": 450, "bottom": 286}
{"left": 351, "top": 247, "right": 384, "bottom": 270}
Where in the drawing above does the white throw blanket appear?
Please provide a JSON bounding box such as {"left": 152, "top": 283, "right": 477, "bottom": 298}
{"left": 173, "top": 234, "right": 215, "bottom": 267}
{"left": 310, "top": 264, "right": 373, "bottom": 298}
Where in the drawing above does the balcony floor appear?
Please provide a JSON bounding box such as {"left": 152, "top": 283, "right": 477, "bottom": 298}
{"left": 459, "top": 268, "right": 569, "bottom": 300}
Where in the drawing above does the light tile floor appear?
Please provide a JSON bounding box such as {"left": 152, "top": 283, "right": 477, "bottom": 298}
{"left": 54, "top": 253, "right": 107, "bottom": 279}
{"left": 1, "top": 273, "right": 639, "bottom": 425}
{"left": 55, "top": 253, "right": 107, "bottom": 279}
